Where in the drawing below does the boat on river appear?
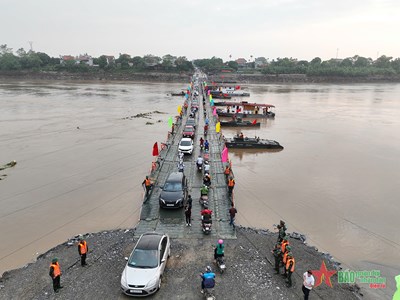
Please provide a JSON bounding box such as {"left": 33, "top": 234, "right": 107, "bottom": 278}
{"left": 225, "top": 136, "right": 283, "bottom": 149}
{"left": 220, "top": 118, "right": 260, "bottom": 127}
{"left": 171, "top": 91, "right": 185, "bottom": 96}
{"left": 216, "top": 101, "right": 276, "bottom": 118}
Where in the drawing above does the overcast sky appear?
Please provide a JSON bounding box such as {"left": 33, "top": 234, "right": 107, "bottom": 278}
{"left": 1, "top": 0, "right": 399, "bottom": 61}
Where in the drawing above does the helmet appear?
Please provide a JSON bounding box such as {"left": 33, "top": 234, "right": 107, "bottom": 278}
{"left": 287, "top": 252, "right": 293, "bottom": 257}
{"left": 52, "top": 258, "right": 58, "bottom": 263}
{"left": 188, "top": 195, "right": 192, "bottom": 199}
{"left": 286, "top": 245, "right": 292, "bottom": 251}
{"left": 218, "top": 239, "right": 224, "bottom": 245}
{"left": 146, "top": 176, "right": 148, "bottom": 179}
{"left": 206, "top": 266, "right": 212, "bottom": 272}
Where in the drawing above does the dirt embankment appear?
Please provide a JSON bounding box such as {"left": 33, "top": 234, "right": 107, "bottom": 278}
{"left": 0, "top": 227, "right": 362, "bottom": 300}
{"left": 0, "top": 71, "right": 191, "bottom": 83}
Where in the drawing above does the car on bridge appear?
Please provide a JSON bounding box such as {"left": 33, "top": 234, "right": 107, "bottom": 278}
{"left": 159, "top": 172, "right": 188, "bottom": 208}
{"left": 178, "top": 138, "right": 194, "bottom": 155}
{"left": 182, "top": 125, "right": 195, "bottom": 139}
{"left": 120, "top": 232, "right": 170, "bottom": 297}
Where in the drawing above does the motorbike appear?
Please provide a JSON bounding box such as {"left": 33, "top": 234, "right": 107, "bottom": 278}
{"left": 202, "top": 221, "right": 212, "bottom": 234}
{"left": 203, "top": 288, "right": 216, "bottom": 300}
{"left": 197, "top": 162, "right": 203, "bottom": 172}
{"left": 216, "top": 256, "right": 226, "bottom": 274}
{"left": 203, "top": 177, "right": 211, "bottom": 187}
{"left": 199, "top": 194, "right": 209, "bottom": 208}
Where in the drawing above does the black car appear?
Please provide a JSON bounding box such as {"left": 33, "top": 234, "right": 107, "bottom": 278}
{"left": 159, "top": 172, "right": 188, "bottom": 208}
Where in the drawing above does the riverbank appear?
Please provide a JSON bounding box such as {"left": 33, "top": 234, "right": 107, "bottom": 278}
{"left": 0, "top": 227, "right": 362, "bottom": 300}
{"left": 1, "top": 70, "right": 400, "bottom": 84}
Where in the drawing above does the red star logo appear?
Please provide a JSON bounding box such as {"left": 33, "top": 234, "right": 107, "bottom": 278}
{"left": 312, "top": 261, "right": 337, "bottom": 288}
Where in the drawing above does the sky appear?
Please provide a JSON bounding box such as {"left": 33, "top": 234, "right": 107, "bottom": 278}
{"left": 1, "top": 0, "right": 399, "bottom": 62}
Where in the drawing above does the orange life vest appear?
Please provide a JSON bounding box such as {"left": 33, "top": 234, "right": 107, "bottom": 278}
{"left": 286, "top": 257, "right": 295, "bottom": 272}
{"left": 283, "top": 251, "right": 288, "bottom": 264}
{"left": 145, "top": 179, "right": 151, "bottom": 186}
{"left": 228, "top": 179, "right": 235, "bottom": 187}
{"left": 79, "top": 241, "right": 87, "bottom": 254}
{"left": 224, "top": 168, "right": 230, "bottom": 175}
{"left": 50, "top": 262, "right": 61, "bottom": 278}
{"left": 281, "top": 240, "right": 289, "bottom": 253}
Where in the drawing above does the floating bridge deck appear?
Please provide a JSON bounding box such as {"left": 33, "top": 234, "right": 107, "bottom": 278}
{"left": 135, "top": 81, "right": 236, "bottom": 240}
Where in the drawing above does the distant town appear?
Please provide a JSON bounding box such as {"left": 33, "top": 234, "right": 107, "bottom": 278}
{"left": 1, "top": 44, "right": 399, "bottom": 78}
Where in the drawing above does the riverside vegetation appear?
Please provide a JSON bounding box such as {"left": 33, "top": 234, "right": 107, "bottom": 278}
{"left": 1, "top": 44, "right": 400, "bottom": 80}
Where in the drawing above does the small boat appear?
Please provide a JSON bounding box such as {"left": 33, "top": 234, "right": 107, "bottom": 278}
{"left": 210, "top": 91, "right": 231, "bottom": 99}
{"left": 171, "top": 91, "right": 185, "bottom": 96}
{"left": 220, "top": 119, "right": 260, "bottom": 127}
{"left": 225, "top": 136, "right": 283, "bottom": 149}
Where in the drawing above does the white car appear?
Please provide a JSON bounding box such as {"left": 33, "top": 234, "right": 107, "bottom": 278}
{"left": 121, "top": 232, "right": 170, "bottom": 297}
{"left": 178, "top": 138, "right": 194, "bottom": 154}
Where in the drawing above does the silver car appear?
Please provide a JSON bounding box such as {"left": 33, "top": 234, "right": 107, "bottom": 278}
{"left": 121, "top": 232, "right": 170, "bottom": 297}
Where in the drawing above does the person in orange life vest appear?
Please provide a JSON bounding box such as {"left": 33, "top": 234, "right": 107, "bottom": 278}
{"left": 142, "top": 176, "right": 152, "bottom": 197}
{"left": 78, "top": 235, "right": 88, "bottom": 266}
{"left": 227, "top": 176, "right": 235, "bottom": 195}
{"left": 49, "top": 258, "right": 63, "bottom": 293}
{"left": 284, "top": 253, "right": 295, "bottom": 287}
{"left": 224, "top": 165, "right": 231, "bottom": 182}
{"left": 281, "top": 245, "right": 292, "bottom": 274}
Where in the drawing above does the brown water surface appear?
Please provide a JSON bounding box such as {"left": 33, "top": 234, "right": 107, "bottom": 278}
{"left": 0, "top": 81, "right": 399, "bottom": 298}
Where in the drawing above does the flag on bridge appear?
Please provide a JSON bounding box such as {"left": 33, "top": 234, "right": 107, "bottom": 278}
{"left": 221, "top": 146, "right": 229, "bottom": 162}
{"left": 252, "top": 119, "right": 257, "bottom": 125}
{"left": 216, "top": 122, "right": 220, "bottom": 133}
{"left": 152, "top": 142, "right": 159, "bottom": 157}
{"left": 168, "top": 116, "right": 173, "bottom": 127}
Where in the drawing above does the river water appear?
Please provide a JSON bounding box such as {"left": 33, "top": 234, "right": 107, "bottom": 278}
{"left": 0, "top": 80, "right": 399, "bottom": 298}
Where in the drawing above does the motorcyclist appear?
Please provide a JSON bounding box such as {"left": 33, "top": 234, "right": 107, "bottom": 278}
{"left": 199, "top": 137, "right": 204, "bottom": 149}
{"left": 204, "top": 140, "right": 209, "bottom": 151}
{"left": 200, "top": 185, "right": 209, "bottom": 196}
{"left": 196, "top": 155, "right": 203, "bottom": 169}
{"left": 201, "top": 207, "right": 213, "bottom": 225}
{"left": 205, "top": 118, "right": 209, "bottom": 125}
{"left": 177, "top": 161, "right": 184, "bottom": 173}
{"left": 204, "top": 161, "right": 210, "bottom": 174}
{"left": 200, "top": 266, "right": 215, "bottom": 294}
{"left": 214, "top": 239, "right": 225, "bottom": 262}
{"left": 203, "top": 173, "right": 211, "bottom": 186}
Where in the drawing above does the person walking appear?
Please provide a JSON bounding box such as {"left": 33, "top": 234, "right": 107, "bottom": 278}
{"left": 187, "top": 194, "right": 192, "bottom": 209}
{"left": 271, "top": 243, "right": 282, "bottom": 274}
{"left": 302, "top": 270, "right": 315, "bottom": 300}
{"left": 49, "top": 258, "right": 63, "bottom": 293}
{"left": 228, "top": 205, "right": 237, "bottom": 227}
{"left": 277, "top": 220, "right": 287, "bottom": 242}
{"left": 78, "top": 235, "right": 88, "bottom": 266}
{"left": 284, "top": 253, "right": 295, "bottom": 287}
{"left": 185, "top": 205, "right": 192, "bottom": 226}
{"left": 227, "top": 176, "right": 235, "bottom": 196}
{"left": 142, "top": 176, "right": 152, "bottom": 198}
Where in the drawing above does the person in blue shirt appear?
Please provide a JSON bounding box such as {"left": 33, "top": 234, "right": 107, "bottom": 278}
{"left": 204, "top": 140, "right": 209, "bottom": 151}
{"left": 205, "top": 118, "right": 209, "bottom": 125}
{"left": 200, "top": 266, "right": 215, "bottom": 293}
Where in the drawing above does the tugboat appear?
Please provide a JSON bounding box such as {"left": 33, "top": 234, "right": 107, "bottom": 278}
{"left": 224, "top": 133, "right": 283, "bottom": 150}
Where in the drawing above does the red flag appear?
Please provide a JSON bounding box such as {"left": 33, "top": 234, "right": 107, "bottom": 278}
{"left": 252, "top": 119, "right": 257, "bottom": 125}
{"left": 235, "top": 85, "right": 240, "bottom": 90}
{"left": 152, "top": 142, "right": 159, "bottom": 156}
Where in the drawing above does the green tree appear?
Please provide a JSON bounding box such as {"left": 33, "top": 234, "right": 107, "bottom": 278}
{"left": 131, "top": 56, "right": 146, "bottom": 70}
{"left": 0, "top": 44, "right": 13, "bottom": 55}
{"left": 354, "top": 56, "right": 371, "bottom": 67}
{"left": 227, "top": 61, "right": 239, "bottom": 71}
{"left": 340, "top": 58, "right": 353, "bottom": 67}
{"left": 310, "top": 57, "right": 322, "bottom": 66}
{"left": 0, "top": 53, "right": 21, "bottom": 70}
{"left": 374, "top": 55, "right": 392, "bottom": 68}
{"left": 37, "top": 52, "right": 51, "bottom": 66}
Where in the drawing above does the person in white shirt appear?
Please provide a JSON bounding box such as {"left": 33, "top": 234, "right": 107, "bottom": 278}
{"left": 302, "top": 270, "right": 314, "bottom": 300}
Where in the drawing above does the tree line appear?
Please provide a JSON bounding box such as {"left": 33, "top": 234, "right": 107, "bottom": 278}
{"left": 0, "top": 45, "right": 193, "bottom": 73}
{"left": 194, "top": 56, "right": 400, "bottom": 77}
{"left": 1, "top": 44, "right": 400, "bottom": 77}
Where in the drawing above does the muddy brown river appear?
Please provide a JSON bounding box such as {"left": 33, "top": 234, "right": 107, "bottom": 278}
{"left": 0, "top": 80, "right": 399, "bottom": 297}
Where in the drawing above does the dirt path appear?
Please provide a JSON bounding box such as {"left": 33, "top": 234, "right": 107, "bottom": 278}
{"left": 0, "top": 227, "right": 361, "bottom": 300}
